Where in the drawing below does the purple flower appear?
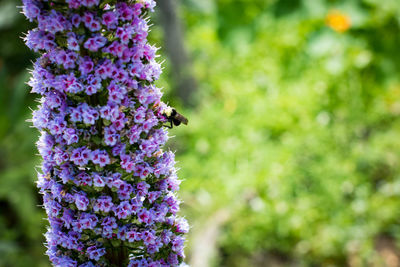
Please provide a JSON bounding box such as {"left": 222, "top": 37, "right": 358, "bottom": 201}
{"left": 137, "top": 181, "right": 150, "bottom": 196}
{"left": 168, "top": 254, "right": 180, "bottom": 266}
{"left": 91, "top": 149, "right": 110, "bottom": 167}
{"left": 147, "top": 191, "right": 161, "bottom": 203}
{"left": 66, "top": 0, "right": 81, "bottom": 9}
{"left": 45, "top": 91, "right": 65, "bottom": 109}
{"left": 67, "top": 33, "right": 80, "bottom": 51}
{"left": 93, "top": 196, "right": 114, "bottom": 213}
{"left": 120, "top": 154, "right": 135, "bottom": 173}
{"left": 101, "top": 216, "right": 117, "bottom": 230}
{"left": 128, "top": 124, "right": 142, "bottom": 144}
{"left": 54, "top": 50, "right": 77, "bottom": 69}
{"left": 175, "top": 218, "right": 190, "bottom": 234}
{"left": 82, "top": 12, "right": 101, "bottom": 32}
{"left": 104, "top": 127, "right": 120, "bottom": 146}
{"left": 113, "top": 201, "right": 132, "bottom": 219}
{"left": 134, "top": 106, "right": 146, "bottom": 124}
{"left": 38, "top": 10, "right": 70, "bottom": 34}
{"left": 48, "top": 116, "right": 67, "bottom": 135}
{"left": 63, "top": 128, "right": 79, "bottom": 145}
{"left": 171, "top": 235, "right": 185, "bottom": 254}
{"left": 140, "top": 139, "right": 158, "bottom": 157}
{"left": 55, "top": 256, "right": 77, "bottom": 267}
{"left": 137, "top": 208, "right": 153, "bottom": 224}
{"left": 82, "top": 0, "right": 100, "bottom": 8}
{"left": 44, "top": 198, "right": 62, "bottom": 217}
{"left": 104, "top": 41, "right": 125, "bottom": 57}
{"left": 141, "top": 230, "right": 157, "bottom": 247}
{"left": 57, "top": 73, "right": 83, "bottom": 94}
{"left": 79, "top": 103, "right": 99, "bottom": 125}
{"left": 144, "top": 0, "right": 157, "bottom": 11}
{"left": 53, "top": 146, "right": 69, "bottom": 165}
{"left": 126, "top": 228, "right": 140, "bottom": 242}
{"left": 86, "top": 75, "right": 102, "bottom": 95}
{"left": 22, "top": 0, "right": 41, "bottom": 22}
{"left": 84, "top": 34, "right": 107, "bottom": 52}
{"left": 79, "top": 213, "right": 98, "bottom": 230}
{"left": 70, "top": 147, "right": 91, "bottom": 166}
{"left": 74, "top": 193, "right": 89, "bottom": 211}
{"left": 80, "top": 262, "right": 96, "bottom": 267}
{"left": 79, "top": 56, "right": 94, "bottom": 75}
{"left": 116, "top": 25, "right": 134, "bottom": 44}
{"left": 61, "top": 209, "right": 75, "bottom": 229}
{"left": 131, "top": 196, "right": 143, "bottom": 213}
{"left": 71, "top": 14, "right": 81, "bottom": 27}
{"left": 86, "top": 246, "right": 105, "bottom": 261}
{"left": 117, "top": 182, "right": 134, "bottom": 200}
{"left": 99, "top": 104, "right": 118, "bottom": 121}
{"left": 24, "top": 29, "right": 56, "bottom": 52}
{"left": 102, "top": 11, "right": 118, "bottom": 30}
{"left": 108, "top": 80, "right": 127, "bottom": 104}
{"left": 92, "top": 173, "right": 105, "bottom": 187}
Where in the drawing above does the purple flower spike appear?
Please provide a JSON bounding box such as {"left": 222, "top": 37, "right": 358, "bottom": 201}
{"left": 22, "top": 0, "right": 187, "bottom": 265}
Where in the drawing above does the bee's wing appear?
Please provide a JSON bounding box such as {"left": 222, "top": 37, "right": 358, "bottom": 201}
{"left": 175, "top": 113, "right": 188, "bottom": 125}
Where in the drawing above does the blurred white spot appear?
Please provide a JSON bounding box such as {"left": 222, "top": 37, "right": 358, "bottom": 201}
{"left": 195, "top": 138, "right": 210, "bottom": 154}
{"left": 316, "top": 111, "right": 330, "bottom": 126}
{"left": 249, "top": 197, "right": 265, "bottom": 212}
{"left": 296, "top": 240, "right": 310, "bottom": 254}
{"left": 354, "top": 50, "right": 372, "bottom": 68}
{"left": 314, "top": 81, "right": 327, "bottom": 94}
{"left": 325, "top": 56, "right": 344, "bottom": 75}
{"left": 275, "top": 201, "right": 288, "bottom": 215}
{"left": 341, "top": 180, "right": 354, "bottom": 194}
{"left": 196, "top": 189, "right": 211, "bottom": 206}
{"left": 351, "top": 199, "right": 367, "bottom": 214}
{"left": 346, "top": 239, "right": 360, "bottom": 253}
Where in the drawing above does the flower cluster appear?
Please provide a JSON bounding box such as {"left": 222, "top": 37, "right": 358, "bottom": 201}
{"left": 23, "top": 0, "right": 187, "bottom": 266}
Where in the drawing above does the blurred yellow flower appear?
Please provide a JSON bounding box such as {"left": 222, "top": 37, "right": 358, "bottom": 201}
{"left": 326, "top": 10, "right": 351, "bottom": 33}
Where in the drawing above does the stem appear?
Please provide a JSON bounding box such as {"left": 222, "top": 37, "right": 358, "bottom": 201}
{"left": 105, "top": 245, "right": 129, "bottom": 266}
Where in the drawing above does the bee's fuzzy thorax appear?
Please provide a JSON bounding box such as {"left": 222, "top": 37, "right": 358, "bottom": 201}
{"left": 163, "top": 107, "right": 173, "bottom": 117}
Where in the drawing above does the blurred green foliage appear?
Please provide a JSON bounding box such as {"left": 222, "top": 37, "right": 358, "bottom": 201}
{"left": 174, "top": 0, "right": 400, "bottom": 266}
{"left": 1, "top": 0, "right": 400, "bottom": 266}
{"left": 0, "top": 1, "right": 49, "bottom": 267}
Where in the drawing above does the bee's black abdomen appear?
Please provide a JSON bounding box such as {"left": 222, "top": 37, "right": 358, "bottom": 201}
{"left": 173, "top": 120, "right": 181, "bottom": 126}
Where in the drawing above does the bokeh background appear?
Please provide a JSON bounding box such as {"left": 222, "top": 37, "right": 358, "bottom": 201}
{"left": 1, "top": 0, "right": 400, "bottom": 266}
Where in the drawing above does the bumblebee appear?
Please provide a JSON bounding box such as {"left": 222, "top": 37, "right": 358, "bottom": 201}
{"left": 162, "top": 107, "right": 188, "bottom": 129}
